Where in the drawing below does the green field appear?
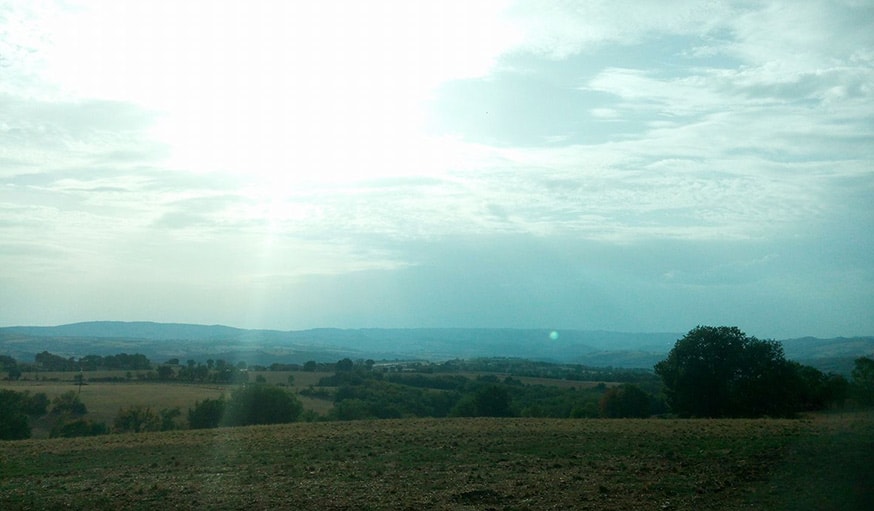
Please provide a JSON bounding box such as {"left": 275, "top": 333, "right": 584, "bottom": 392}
{"left": 1, "top": 371, "right": 336, "bottom": 437}
{"left": 2, "top": 413, "right": 872, "bottom": 510}
{"left": 0, "top": 369, "right": 610, "bottom": 437}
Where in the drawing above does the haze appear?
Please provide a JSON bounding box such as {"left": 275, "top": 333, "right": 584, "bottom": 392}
{"left": 1, "top": 1, "right": 872, "bottom": 339}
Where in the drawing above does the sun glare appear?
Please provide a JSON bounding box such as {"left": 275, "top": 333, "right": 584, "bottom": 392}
{"left": 39, "top": 1, "right": 521, "bottom": 188}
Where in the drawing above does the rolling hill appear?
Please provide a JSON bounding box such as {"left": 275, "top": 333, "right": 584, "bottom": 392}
{"left": 2, "top": 321, "right": 872, "bottom": 372}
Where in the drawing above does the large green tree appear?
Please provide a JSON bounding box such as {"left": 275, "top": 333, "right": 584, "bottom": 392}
{"left": 654, "top": 326, "right": 799, "bottom": 418}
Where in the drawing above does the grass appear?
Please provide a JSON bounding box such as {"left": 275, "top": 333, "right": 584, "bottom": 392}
{"left": 1, "top": 371, "right": 337, "bottom": 436}
{"left": 739, "top": 411, "right": 874, "bottom": 510}
{"left": 2, "top": 413, "right": 872, "bottom": 510}
{"left": 1, "top": 381, "right": 228, "bottom": 437}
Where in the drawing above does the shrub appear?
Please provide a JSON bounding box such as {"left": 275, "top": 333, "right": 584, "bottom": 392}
{"left": 114, "top": 406, "right": 161, "bottom": 433}
{"left": 599, "top": 384, "right": 651, "bottom": 418}
{"left": 51, "top": 391, "right": 87, "bottom": 416}
{"left": 51, "top": 419, "right": 108, "bottom": 438}
{"left": 0, "top": 390, "right": 31, "bottom": 440}
{"left": 222, "top": 385, "right": 303, "bottom": 427}
{"left": 188, "top": 397, "right": 226, "bottom": 429}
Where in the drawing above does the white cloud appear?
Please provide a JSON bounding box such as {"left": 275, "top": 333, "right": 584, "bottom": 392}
{"left": 507, "top": 0, "right": 734, "bottom": 58}
{"left": 1, "top": 0, "right": 871, "bottom": 335}
{"left": 5, "top": 0, "right": 523, "bottom": 185}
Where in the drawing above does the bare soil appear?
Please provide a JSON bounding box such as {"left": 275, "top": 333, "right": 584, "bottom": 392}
{"left": 3, "top": 414, "right": 871, "bottom": 510}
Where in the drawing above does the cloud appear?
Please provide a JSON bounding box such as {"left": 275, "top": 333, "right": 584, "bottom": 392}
{"left": 0, "top": 1, "right": 871, "bottom": 337}
{"left": 0, "top": 93, "right": 165, "bottom": 178}
{"left": 414, "top": 0, "right": 874, "bottom": 248}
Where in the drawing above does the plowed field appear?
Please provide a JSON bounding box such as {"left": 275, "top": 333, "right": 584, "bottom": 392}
{"left": 2, "top": 414, "right": 872, "bottom": 510}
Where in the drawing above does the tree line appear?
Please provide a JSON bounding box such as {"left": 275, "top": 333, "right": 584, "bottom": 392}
{"left": 3, "top": 325, "right": 874, "bottom": 441}
{"left": 303, "top": 363, "right": 652, "bottom": 421}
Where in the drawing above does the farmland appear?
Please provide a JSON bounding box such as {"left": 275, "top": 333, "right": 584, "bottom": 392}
{"left": 0, "top": 371, "right": 334, "bottom": 437}
{"left": 2, "top": 413, "right": 873, "bottom": 510}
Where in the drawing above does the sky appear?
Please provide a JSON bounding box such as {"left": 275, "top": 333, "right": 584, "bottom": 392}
{"left": 1, "top": 0, "right": 872, "bottom": 339}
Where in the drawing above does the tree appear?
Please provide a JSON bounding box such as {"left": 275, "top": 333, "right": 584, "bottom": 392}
{"left": 114, "top": 406, "right": 162, "bottom": 433}
{"left": 6, "top": 366, "right": 22, "bottom": 381}
{"left": 221, "top": 385, "right": 303, "bottom": 426}
{"left": 851, "top": 356, "right": 874, "bottom": 405}
{"left": 0, "top": 354, "right": 17, "bottom": 370}
{"left": 51, "top": 419, "right": 107, "bottom": 438}
{"left": 599, "top": 384, "right": 651, "bottom": 418}
{"left": 473, "top": 385, "right": 513, "bottom": 417}
{"left": 654, "top": 326, "right": 799, "bottom": 418}
{"left": 188, "top": 397, "right": 226, "bottom": 429}
{"left": 791, "top": 363, "right": 849, "bottom": 411}
{"left": 160, "top": 407, "right": 182, "bottom": 431}
{"left": 2, "top": 355, "right": 21, "bottom": 381}
{"left": 331, "top": 398, "right": 374, "bottom": 420}
{"left": 0, "top": 390, "right": 32, "bottom": 440}
{"left": 156, "top": 365, "right": 175, "bottom": 380}
{"left": 51, "top": 391, "right": 87, "bottom": 416}
{"left": 336, "top": 358, "right": 355, "bottom": 372}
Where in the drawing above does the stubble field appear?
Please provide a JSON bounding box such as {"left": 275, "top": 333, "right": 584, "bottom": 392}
{"left": 2, "top": 413, "right": 872, "bottom": 510}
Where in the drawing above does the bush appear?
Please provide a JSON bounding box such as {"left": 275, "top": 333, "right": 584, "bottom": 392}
{"left": 51, "top": 419, "right": 108, "bottom": 438}
{"left": 473, "top": 385, "right": 513, "bottom": 417}
{"left": 852, "top": 356, "right": 874, "bottom": 406}
{"left": 1, "top": 390, "right": 54, "bottom": 440}
{"left": 188, "top": 397, "right": 226, "bottom": 429}
{"left": 331, "top": 398, "right": 374, "bottom": 421}
{"left": 599, "top": 384, "right": 651, "bottom": 418}
{"left": 51, "top": 391, "right": 87, "bottom": 416}
{"left": 222, "top": 385, "right": 303, "bottom": 426}
{"left": 114, "top": 406, "right": 161, "bottom": 433}
{"left": 0, "top": 390, "right": 31, "bottom": 440}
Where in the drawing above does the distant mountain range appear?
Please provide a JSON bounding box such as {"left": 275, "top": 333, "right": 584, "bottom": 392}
{"left": 2, "top": 321, "right": 873, "bottom": 374}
